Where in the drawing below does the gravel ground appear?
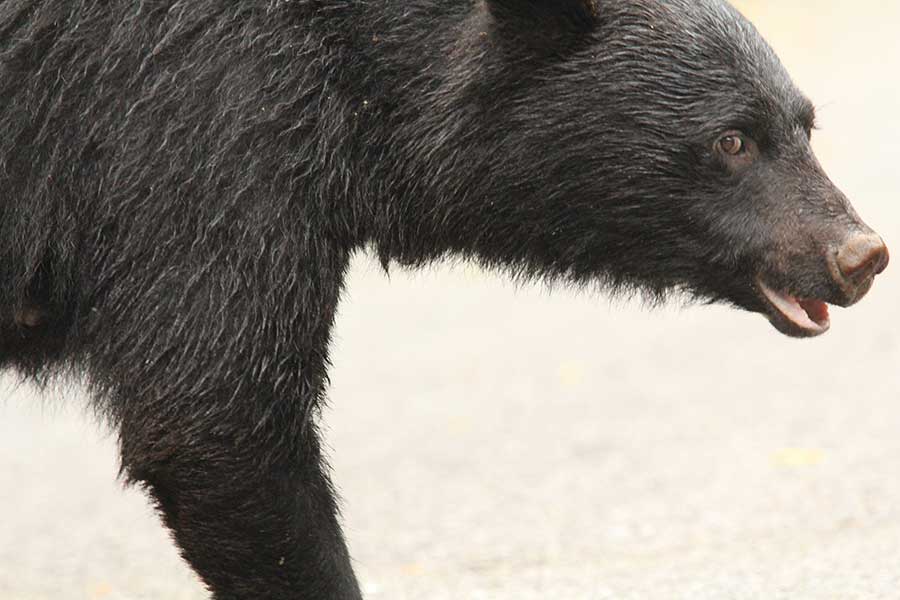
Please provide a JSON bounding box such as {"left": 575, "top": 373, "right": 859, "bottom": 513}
{"left": 2, "top": 2, "right": 900, "bottom": 599}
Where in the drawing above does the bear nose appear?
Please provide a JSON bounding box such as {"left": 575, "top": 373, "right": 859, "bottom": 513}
{"left": 835, "top": 233, "right": 889, "bottom": 287}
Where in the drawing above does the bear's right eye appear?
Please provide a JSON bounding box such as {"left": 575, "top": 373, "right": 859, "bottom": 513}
{"left": 713, "top": 131, "right": 759, "bottom": 172}
{"left": 717, "top": 134, "right": 745, "bottom": 156}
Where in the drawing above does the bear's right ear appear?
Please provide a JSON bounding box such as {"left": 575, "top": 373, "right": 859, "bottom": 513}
{"left": 485, "top": 0, "right": 599, "bottom": 32}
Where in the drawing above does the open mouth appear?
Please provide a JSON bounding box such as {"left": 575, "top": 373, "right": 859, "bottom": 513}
{"left": 757, "top": 278, "right": 830, "bottom": 338}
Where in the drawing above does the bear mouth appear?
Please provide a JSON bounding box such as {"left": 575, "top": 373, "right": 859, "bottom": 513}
{"left": 756, "top": 278, "right": 830, "bottom": 338}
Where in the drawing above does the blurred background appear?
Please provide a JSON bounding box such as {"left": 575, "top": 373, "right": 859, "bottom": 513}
{"left": 2, "top": 2, "right": 899, "bottom": 599}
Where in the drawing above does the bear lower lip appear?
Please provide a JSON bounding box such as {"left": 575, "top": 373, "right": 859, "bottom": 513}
{"left": 757, "top": 279, "right": 831, "bottom": 337}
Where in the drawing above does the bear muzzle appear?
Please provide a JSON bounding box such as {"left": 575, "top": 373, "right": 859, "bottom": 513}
{"left": 830, "top": 232, "right": 890, "bottom": 305}
{"left": 755, "top": 230, "right": 889, "bottom": 338}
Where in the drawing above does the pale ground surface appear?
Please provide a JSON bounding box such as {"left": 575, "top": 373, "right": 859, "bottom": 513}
{"left": 2, "top": 2, "right": 900, "bottom": 599}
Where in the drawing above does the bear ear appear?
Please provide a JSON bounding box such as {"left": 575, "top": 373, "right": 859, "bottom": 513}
{"left": 485, "top": 0, "right": 599, "bottom": 31}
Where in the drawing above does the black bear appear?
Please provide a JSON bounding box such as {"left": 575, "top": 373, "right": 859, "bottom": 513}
{"left": 0, "top": 0, "right": 888, "bottom": 598}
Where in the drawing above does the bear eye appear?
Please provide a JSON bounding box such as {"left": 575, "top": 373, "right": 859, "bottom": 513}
{"left": 712, "top": 131, "right": 758, "bottom": 172}
{"left": 717, "top": 134, "right": 745, "bottom": 156}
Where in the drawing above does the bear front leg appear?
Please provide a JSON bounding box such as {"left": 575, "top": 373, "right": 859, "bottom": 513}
{"left": 83, "top": 243, "right": 357, "bottom": 597}
{"left": 119, "top": 405, "right": 361, "bottom": 600}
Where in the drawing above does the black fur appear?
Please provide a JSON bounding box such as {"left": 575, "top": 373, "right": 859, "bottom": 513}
{"left": 0, "top": 0, "right": 883, "bottom": 598}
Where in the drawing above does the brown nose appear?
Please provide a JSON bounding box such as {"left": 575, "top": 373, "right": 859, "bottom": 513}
{"left": 836, "top": 233, "right": 890, "bottom": 286}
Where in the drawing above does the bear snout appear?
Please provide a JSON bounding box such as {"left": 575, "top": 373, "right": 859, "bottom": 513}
{"left": 828, "top": 232, "right": 889, "bottom": 306}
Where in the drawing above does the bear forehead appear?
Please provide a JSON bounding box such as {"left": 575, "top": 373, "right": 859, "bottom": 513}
{"left": 601, "top": 0, "right": 773, "bottom": 57}
{"left": 593, "top": 0, "right": 799, "bottom": 101}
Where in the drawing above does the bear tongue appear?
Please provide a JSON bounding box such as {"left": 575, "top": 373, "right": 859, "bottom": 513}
{"left": 799, "top": 298, "right": 830, "bottom": 325}
{"left": 758, "top": 281, "right": 830, "bottom": 333}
